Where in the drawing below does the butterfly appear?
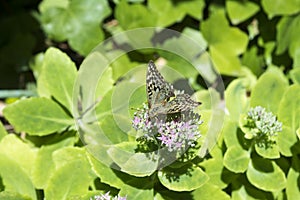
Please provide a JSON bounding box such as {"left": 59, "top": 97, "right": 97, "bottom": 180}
{"left": 146, "top": 60, "right": 201, "bottom": 119}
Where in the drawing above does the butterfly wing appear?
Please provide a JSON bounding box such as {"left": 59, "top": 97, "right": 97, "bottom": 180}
{"left": 146, "top": 61, "right": 175, "bottom": 108}
{"left": 146, "top": 60, "right": 201, "bottom": 118}
{"left": 165, "top": 93, "right": 201, "bottom": 114}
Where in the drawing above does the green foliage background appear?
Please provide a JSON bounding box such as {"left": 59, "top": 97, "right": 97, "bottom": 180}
{"left": 0, "top": 0, "right": 300, "bottom": 199}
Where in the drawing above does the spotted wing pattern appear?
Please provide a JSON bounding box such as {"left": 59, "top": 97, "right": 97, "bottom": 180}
{"left": 146, "top": 60, "right": 200, "bottom": 118}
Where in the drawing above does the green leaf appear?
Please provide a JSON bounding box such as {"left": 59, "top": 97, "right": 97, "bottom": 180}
{"left": 224, "top": 146, "right": 250, "bottom": 173}
{"left": 75, "top": 52, "right": 114, "bottom": 117}
{"left": 68, "top": 23, "right": 105, "bottom": 56}
{"left": 262, "top": 0, "right": 300, "bottom": 18}
{"left": 88, "top": 152, "right": 125, "bottom": 188}
{"left": 38, "top": 0, "right": 69, "bottom": 13}
{"left": 278, "top": 85, "right": 300, "bottom": 132}
{"left": 231, "top": 175, "right": 270, "bottom": 200}
{"left": 39, "top": 0, "right": 111, "bottom": 55}
{"left": 251, "top": 67, "right": 288, "bottom": 114}
{"left": 225, "top": 79, "right": 249, "bottom": 122}
{"left": 222, "top": 118, "right": 239, "bottom": 148}
{"left": 0, "top": 121, "right": 7, "bottom": 141}
{"left": 290, "top": 67, "right": 300, "bottom": 85}
{"left": 201, "top": 10, "right": 248, "bottom": 75}
{"left": 0, "top": 134, "right": 37, "bottom": 176}
{"left": 119, "top": 181, "right": 154, "bottom": 200}
{"left": 246, "top": 156, "right": 286, "bottom": 192}
{"left": 109, "top": 53, "right": 140, "bottom": 81}
{"left": 254, "top": 143, "right": 280, "bottom": 159}
{"left": 3, "top": 97, "right": 73, "bottom": 135}
{"left": 276, "top": 15, "right": 300, "bottom": 63}
{"left": 115, "top": 0, "right": 156, "bottom": 29}
{"left": 38, "top": 47, "right": 77, "bottom": 112}
{"left": 200, "top": 156, "right": 228, "bottom": 189}
{"left": 210, "top": 46, "right": 242, "bottom": 76}
{"left": 241, "top": 46, "right": 264, "bottom": 76}
{"left": 198, "top": 108, "right": 226, "bottom": 157}
{"left": 107, "top": 142, "right": 158, "bottom": 177}
{"left": 0, "top": 191, "right": 32, "bottom": 200}
{"left": 277, "top": 126, "right": 297, "bottom": 157}
{"left": 45, "top": 147, "right": 94, "bottom": 199}
{"left": 0, "top": 154, "right": 36, "bottom": 200}
{"left": 158, "top": 163, "right": 209, "bottom": 191}
{"left": 192, "top": 183, "right": 230, "bottom": 200}
{"left": 148, "top": 0, "right": 205, "bottom": 26}
{"left": 32, "top": 137, "right": 75, "bottom": 188}
{"left": 286, "top": 156, "right": 300, "bottom": 199}
{"left": 148, "top": 0, "right": 186, "bottom": 27}
{"left": 201, "top": 10, "right": 248, "bottom": 51}
{"left": 88, "top": 153, "right": 154, "bottom": 199}
{"left": 226, "top": 0, "right": 260, "bottom": 25}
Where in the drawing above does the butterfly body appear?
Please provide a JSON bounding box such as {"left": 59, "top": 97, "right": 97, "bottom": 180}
{"left": 146, "top": 60, "right": 201, "bottom": 119}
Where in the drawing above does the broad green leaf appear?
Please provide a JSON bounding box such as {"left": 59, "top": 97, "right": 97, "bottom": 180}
{"left": 119, "top": 180, "right": 154, "bottom": 200}
{"left": 148, "top": 0, "right": 187, "bottom": 27}
{"left": 192, "top": 183, "right": 230, "bottom": 200}
{"left": 3, "top": 97, "right": 73, "bottom": 135}
{"left": 251, "top": 67, "right": 288, "bottom": 114}
{"left": 277, "top": 126, "right": 297, "bottom": 157}
{"left": 158, "top": 163, "right": 209, "bottom": 191}
{"left": 107, "top": 142, "right": 158, "bottom": 177}
{"left": 0, "top": 121, "right": 7, "bottom": 141}
{"left": 88, "top": 152, "right": 126, "bottom": 188}
{"left": 201, "top": 10, "right": 248, "bottom": 75}
{"left": 222, "top": 118, "right": 239, "bottom": 148}
{"left": 226, "top": 0, "right": 260, "bottom": 25}
{"left": 0, "top": 191, "right": 32, "bottom": 200}
{"left": 38, "top": 0, "right": 69, "bottom": 12}
{"left": 224, "top": 146, "right": 250, "bottom": 173}
{"left": 52, "top": 147, "right": 90, "bottom": 169}
{"left": 200, "top": 157, "right": 228, "bottom": 189}
{"left": 0, "top": 154, "right": 36, "bottom": 200}
{"left": 32, "top": 137, "right": 75, "bottom": 188}
{"left": 231, "top": 175, "right": 270, "bottom": 200}
{"left": 109, "top": 53, "right": 139, "bottom": 81}
{"left": 45, "top": 147, "right": 94, "bottom": 199}
{"left": 198, "top": 107, "right": 226, "bottom": 158}
{"left": 39, "top": 0, "right": 111, "bottom": 55}
{"left": 29, "top": 52, "right": 45, "bottom": 81}
{"left": 38, "top": 47, "right": 77, "bottom": 112}
{"left": 115, "top": 0, "right": 156, "bottom": 29}
{"left": 68, "top": 23, "right": 105, "bottom": 56}
{"left": 254, "top": 143, "right": 280, "bottom": 159}
{"left": 0, "top": 134, "right": 37, "bottom": 176}
{"left": 225, "top": 79, "right": 249, "bottom": 122}
{"left": 241, "top": 46, "right": 264, "bottom": 76}
{"left": 194, "top": 88, "right": 221, "bottom": 110}
{"left": 278, "top": 85, "right": 300, "bottom": 132}
{"left": 201, "top": 10, "right": 248, "bottom": 55}
{"left": 276, "top": 15, "right": 300, "bottom": 62}
{"left": 148, "top": 0, "right": 204, "bottom": 26}
{"left": 99, "top": 114, "right": 130, "bottom": 144}
{"left": 290, "top": 68, "right": 300, "bottom": 85}
{"left": 80, "top": 52, "right": 114, "bottom": 98}
{"left": 88, "top": 152, "right": 154, "bottom": 199}
{"left": 246, "top": 157, "right": 286, "bottom": 192}
{"left": 210, "top": 46, "right": 242, "bottom": 76}
{"left": 262, "top": 0, "right": 300, "bottom": 18}
{"left": 286, "top": 156, "right": 300, "bottom": 199}
{"left": 75, "top": 52, "right": 113, "bottom": 117}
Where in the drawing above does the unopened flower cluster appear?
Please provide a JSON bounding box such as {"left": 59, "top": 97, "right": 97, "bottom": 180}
{"left": 91, "top": 192, "right": 126, "bottom": 200}
{"left": 132, "top": 103, "right": 202, "bottom": 152}
{"left": 245, "top": 106, "right": 282, "bottom": 142}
